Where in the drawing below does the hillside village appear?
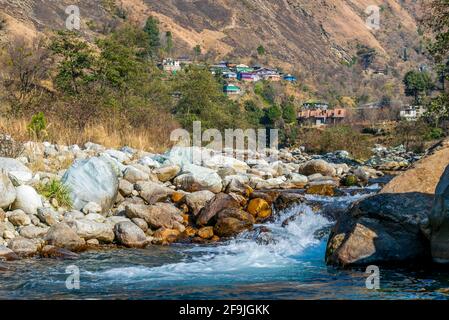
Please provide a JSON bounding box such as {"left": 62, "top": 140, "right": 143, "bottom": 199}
{"left": 160, "top": 57, "right": 432, "bottom": 127}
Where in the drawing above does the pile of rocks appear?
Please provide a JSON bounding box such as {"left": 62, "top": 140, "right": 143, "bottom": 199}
{"left": 364, "top": 144, "right": 422, "bottom": 171}
{"left": 0, "top": 138, "right": 390, "bottom": 261}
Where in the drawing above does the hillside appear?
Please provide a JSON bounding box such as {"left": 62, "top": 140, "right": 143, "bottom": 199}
{"left": 0, "top": 0, "right": 428, "bottom": 102}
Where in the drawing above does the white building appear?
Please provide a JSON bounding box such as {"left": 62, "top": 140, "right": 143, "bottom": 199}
{"left": 399, "top": 105, "right": 426, "bottom": 121}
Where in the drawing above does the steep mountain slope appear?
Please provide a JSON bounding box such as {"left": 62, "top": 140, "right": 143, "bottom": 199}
{"left": 0, "top": 0, "right": 427, "bottom": 101}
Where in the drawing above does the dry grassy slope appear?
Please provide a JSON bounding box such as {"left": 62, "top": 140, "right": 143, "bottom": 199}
{"left": 0, "top": 0, "right": 425, "bottom": 94}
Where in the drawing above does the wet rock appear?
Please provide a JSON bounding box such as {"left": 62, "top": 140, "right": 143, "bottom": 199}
{"left": 7, "top": 237, "right": 39, "bottom": 257}
{"left": 62, "top": 157, "right": 119, "bottom": 213}
{"left": 185, "top": 190, "right": 215, "bottom": 216}
{"left": 214, "top": 216, "right": 253, "bottom": 238}
{"left": 326, "top": 193, "right": 433, "bottom": 267}
{"left": 0, "top": 245, "right": 19, "bottom": 261}
{"left": 196, "top": 193, "right": 241, "bottom": 226}
{"left": 273, "top": 192, "right": 303, "bottom": 212}
{"left": 114, "top": 221, "right": 148, "bottom": 248}
{"left": 12, "top": 185, "right": 43, "bottom": 215}
{"left": 67, "top": 219, "right": 114, "bottom": 243}
{"left": 247, "top": 198, "right": 272, "bottom": 221}
{"left": 198, "top": 226, "right": 214, "bottom": 239}
{"left": 44, "top": 223, "right": 86, "bottom": 251}
{"left": 299, "top": 160, "right": 336, "bottom": 177}
{"left": 306, "top": 185, "right": 336, "bottom": 197}
{"left": 430, "top": 165, "right": 449, "bottom": 264}
{"left": 135, "top": 181, "right": 174, "bottom": 204}
{"left": 152, "top": 228, "right": 180, "bottom": 244}
{"left": 40, "top": 245, "right": 79, "bottom": 260}
{"left": 0, "top": 172, "right": 16, "bottom": 210}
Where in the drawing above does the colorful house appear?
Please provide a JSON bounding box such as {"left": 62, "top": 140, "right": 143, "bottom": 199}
{"left": 223, "top": 72, "right": 238, "bottom": 79}
{"left": 161, "top": 58, "right": 181, "bottom": 73}
{"left": 303, "top": 101, "right": 329, "bottom": 110}
{"left": 283, "top": 74, "right": 297, "bottom": 82}
{"left": 238, "top": 72, "right": 260, "bottom": 82}
{"left": 223, "top": 84, "right": 241, "bottom": 95}
{"left": 236, "top": 64, "right": 254, "bottom": 73}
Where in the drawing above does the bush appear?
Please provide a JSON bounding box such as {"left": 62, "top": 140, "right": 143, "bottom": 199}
{"left": 38, "top": 179, "right": 73, "bottom": 209}
{"left": 27, "top": 112, "right": 48, "bottom": 140}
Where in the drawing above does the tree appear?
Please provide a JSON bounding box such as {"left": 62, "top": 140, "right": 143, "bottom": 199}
{"left": 403, "top": 70, "right": 434, "bottom": 104}
{"left": 281, "top": 102, "right": 297, "bottom": 124}
{"left": 143, "top": 16, "right": 161, "bottom": 59}
{"left": 50, "top": 31, "right": 95, "bottom": 95}
{"left": 165, "top": 31, "right": 173, "bottom": 56}
{"left": 173, "top": 65, "right": 243, "bottom": 130}
{"left": 257, "top": 45, "right": 266, "bottom": 56}
{"left": 193, "top": 44, "right": 201, "bottom": 61}
{"left": 0, "top": 36, "right": 50, "bottom": 114}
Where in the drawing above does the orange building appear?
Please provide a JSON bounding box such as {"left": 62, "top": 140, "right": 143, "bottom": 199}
{"left": 298, "top": 108, "right": 347, "bottom": 126}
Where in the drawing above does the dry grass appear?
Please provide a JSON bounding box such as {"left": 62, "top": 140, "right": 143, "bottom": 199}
{"left": 0, "top": 116, "right": 179, "bottom": 153}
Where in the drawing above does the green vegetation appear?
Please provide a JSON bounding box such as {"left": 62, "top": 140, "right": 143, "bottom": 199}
{"left": 38, "top": 180, "right": 73, "bottom": 209}
{"left": 27, "top": 112, "right": 47, "bottom": 140}
{"left": 403, "top": 70, "right": 434, "bottom": 104}
{"left": 257, "top": 45, "right": 266, "bottom": 56}
{"left": 144, "top": 16, "right": 161, "bottom": 59}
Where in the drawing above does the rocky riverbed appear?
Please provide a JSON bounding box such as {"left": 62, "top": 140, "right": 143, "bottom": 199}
{"left": 2, "top": 135, "right": 449, "bottom": 290}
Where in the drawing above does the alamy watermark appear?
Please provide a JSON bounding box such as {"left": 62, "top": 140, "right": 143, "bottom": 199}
{"left": 65, "top": 265, "right": 80, "bottom": 290}
{"left": 365, "top": 265, "right": 380, "bottom": 290}
{"left": 65, "top": 5, "right": 80, "bottom": 31}
{"left": 170, "top": 121, "right": 279, "bottom": 165}
{"left": 365, "top": 5, "right": 380, "bottom": 30}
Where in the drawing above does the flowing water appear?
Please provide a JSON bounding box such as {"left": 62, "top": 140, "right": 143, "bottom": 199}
{"left": 2, "top": 190, "right": 449, "bottom": 300}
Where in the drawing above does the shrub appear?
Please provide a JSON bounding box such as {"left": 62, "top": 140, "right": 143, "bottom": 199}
{"left": 27, "top": 112, "right": 47, "bottom": 140}
{"left": 38, "top": 179, "right": 73, "bottom": 209}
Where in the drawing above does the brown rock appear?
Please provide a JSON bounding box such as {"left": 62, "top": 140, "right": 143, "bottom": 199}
{"left": 125, "top": 203, "right": 183, "bottom": 230}
{"left": 306, "top": 185, "right": 336, "bottom": 196}
{"left": 247, "top": 198, "right": 272, "bottom": 220}
{"left": 40, "top": 245, "right": 79, "bottom": 260}
{"left": 44, "top": 223, "right": 86, "bottom": 252}
{"left": 153, "top": 228, "right": 180, "bottom": 244}
{"left": 198, "top": 226, "right": 214, "bottom": 239}
{"left": 381, "top": 139, "right": 449, "bottom": 194}
{"left": 214, "top": 217, "right": 253, "bottom": 238}
{"left": 196, "top": 193, "right": 241, "bottom": 226}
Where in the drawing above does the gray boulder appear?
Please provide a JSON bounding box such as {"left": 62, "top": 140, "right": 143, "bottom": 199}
{"left": 326, "top": 193, "right": 432, "bottom": 267}
{"left": 114, "top": 221, "right": 148, "bottom": 248}
{"left": 299, "top": 159, "right": 336, "bottom": 177}
{"left": 67, "top": 219, "right": 115, "bottom": 243}
{"left": 174, "top": 164, "right": 222, "bottom": 193}
{"left": 135, "top": 181, "right": 174, "bottom": 204}
{"left": 62, "top": 157, "right": 118, "bottom": 213}
{"left": 44, "top": 223, "right": 86, "bottom": 251}
{"left": 125, "top": 203, "right": 183, "bottom": 230}
{"left": 430, "top": 165, "right": 449, "bottom": 263}
{"left": 7, "top": 237, "right": 39, "bottom": 257}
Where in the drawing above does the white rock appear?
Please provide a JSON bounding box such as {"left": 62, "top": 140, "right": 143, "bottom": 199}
{"left": 0, "top": 157, "right": 33, "bottom": 185}
{"left": 12, "top": 185, "right": 43, "bottom": 215}
{"left": 0, "top": 171, "right": 16, "bottom": 209}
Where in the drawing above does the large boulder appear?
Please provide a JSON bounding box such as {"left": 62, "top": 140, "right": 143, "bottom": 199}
{"left": 6, "top": 210, "right": 31, "bottom": 226}
{"left": 214, "top": 208, "right": 254, "bottom": 238}
{"left": 0, "top": 245, "right": 19, "bottom": 261}
{"left": 67, "top": 219, "right": 114, "bottom": 243}
{"left": 62, "top": 157, "right": 118, "bottom": 213}
{"left": 44, "top": 223, "right": 86, "bottom": 252}
{"left": 430, "top": 165, "right": 449, "bottom": 263}
{"left": 125, "top": 203, "right": 184, "bottom": 230}
{"left": 326, "top": 193, "right": 433, "bottom": 267}
{"left": 174, "top": 164, "right": 222, "bottom": 193}
{"left": 0, "top": 172, "right": 16, "bottom": 209}
{"left": 0, "top": 157, "right": 33, "bottom": 185}
{"left": 381, "top": 140, "right": 449, "bottom": 194}
{"left": 114, "top": 221, "right": 148, "bottom": 248}
{"left": 196, "top": 193, "right": 241, "bottom": 226}
{"left": 12, "top": 185, "right": 42, "bottom": 215}
{"left": 203, "top": 155, "right": 249, "bottom": 173}
{"left": 153, "top": 165, "right": 181, "bottom": 182}
{"left": 7, "top": 237, "right": 39, "bottom": 257}
{"left": 299, "top": 159, "right": 336, "bottom": 177}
